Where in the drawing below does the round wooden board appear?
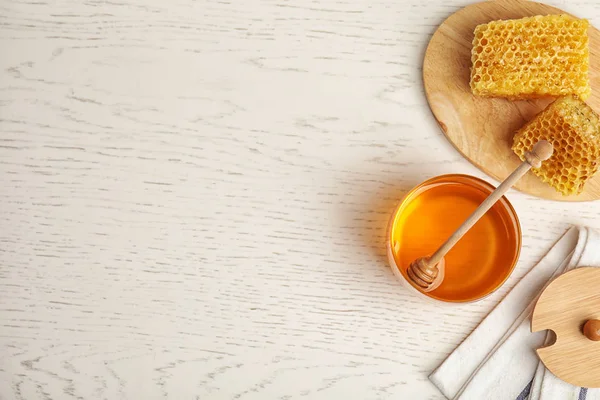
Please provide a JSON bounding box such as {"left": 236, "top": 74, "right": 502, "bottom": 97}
{"left": 423, "top": 0, "right": 600, "bottom": 201}
{"left": 531, "top": 267, "right": 600, "bottom": 388}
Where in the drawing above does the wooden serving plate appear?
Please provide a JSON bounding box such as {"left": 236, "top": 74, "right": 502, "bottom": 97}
{"left": 531, "top": 267, "right": 600, "bottom": 388}
{"left": 423, "top": 0, "right": 600, "bottom": 201}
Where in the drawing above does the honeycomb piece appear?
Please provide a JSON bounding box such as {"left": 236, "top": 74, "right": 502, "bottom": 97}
{"left": 512, "top": 95, "right": 600, "bottom": 195}
{"left": 470, "top": 14, "right": 590, "bottom": 100}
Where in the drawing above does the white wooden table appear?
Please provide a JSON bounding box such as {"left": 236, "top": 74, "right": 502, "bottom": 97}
{"left": 2, "top": 0, "right": 600, "bottom": 398}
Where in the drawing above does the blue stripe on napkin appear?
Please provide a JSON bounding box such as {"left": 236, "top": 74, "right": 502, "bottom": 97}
{"left": 516, "top": 379, "right": 533, "bottom": 400}
{"left": 515, "top": 379, "right": 587, "bottom": 399}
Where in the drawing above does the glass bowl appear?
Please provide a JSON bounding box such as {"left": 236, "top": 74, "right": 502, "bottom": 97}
{"left": 386, "top": 174, "right": 521, "bottom": 303}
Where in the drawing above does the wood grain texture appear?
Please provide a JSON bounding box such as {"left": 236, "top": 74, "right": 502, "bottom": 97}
{"left": 423, "top": 0, "right": 600, "bottom": 201}
{"left": 1, "top": 0, "right": 600, "bottom": 399}
{"left": 531, "top": 267, "right": 600, "bottom": 388}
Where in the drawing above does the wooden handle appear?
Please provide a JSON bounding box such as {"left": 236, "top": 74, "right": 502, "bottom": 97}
{"left": 428, "top": 140, "right": 553, "bottom": 266}
{"left": 584, "top": 319, "right": 600, "bottom": 341}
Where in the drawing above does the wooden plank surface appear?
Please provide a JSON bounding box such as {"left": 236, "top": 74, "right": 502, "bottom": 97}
{"left": 424, "top": 0, "right": 600, "bottom": 201}
{"left": 1, "top": 0, "right": 600, "bottom": 399}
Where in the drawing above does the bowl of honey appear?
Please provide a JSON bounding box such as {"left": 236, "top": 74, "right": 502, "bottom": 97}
{"left": 386, "top": 174, "right": 521, "bottom": 303}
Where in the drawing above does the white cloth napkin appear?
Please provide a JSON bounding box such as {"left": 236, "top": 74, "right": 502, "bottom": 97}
{"left": 429, "top": 226, "right": 600, "bottom": 400}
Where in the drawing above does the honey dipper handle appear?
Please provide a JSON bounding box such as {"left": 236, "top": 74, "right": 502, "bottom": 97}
{"left": 428, "top": 140, "right": 553, "bottom": 267}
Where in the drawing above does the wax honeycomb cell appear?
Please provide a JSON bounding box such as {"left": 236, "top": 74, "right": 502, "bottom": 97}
{"left": 470, "top": 15, "right": 590, "bottom": 100}
{"left": 512, "top": 95, "right": 600, "bottom": 195}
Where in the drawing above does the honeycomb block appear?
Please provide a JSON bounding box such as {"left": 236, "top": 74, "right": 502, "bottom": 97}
{"left": 470, "top": 15, "right": 590, "bottom": 100}
{"left": 512, "top": 95, "right": 600, "bottom": 196}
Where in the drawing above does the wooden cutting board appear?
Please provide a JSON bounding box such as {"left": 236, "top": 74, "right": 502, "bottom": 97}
{"left": 423, "top": 0, "right": 600, "bottom": 201}
{"left": 531, "top": 267, "right": 600, "bottom": 388}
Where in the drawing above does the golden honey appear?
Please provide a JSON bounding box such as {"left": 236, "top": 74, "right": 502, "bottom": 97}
{"left": 387, "top": 175, "right": 521, "bottom": 302}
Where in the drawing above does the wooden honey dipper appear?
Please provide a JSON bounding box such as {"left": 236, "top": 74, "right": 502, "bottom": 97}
{"left": 407, "top": 140, "right": 554, "bottom": 292}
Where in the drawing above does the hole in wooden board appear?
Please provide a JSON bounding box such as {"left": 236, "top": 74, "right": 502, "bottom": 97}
{"left": 537, "top": 328, "right": 557, "bottom": 349}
